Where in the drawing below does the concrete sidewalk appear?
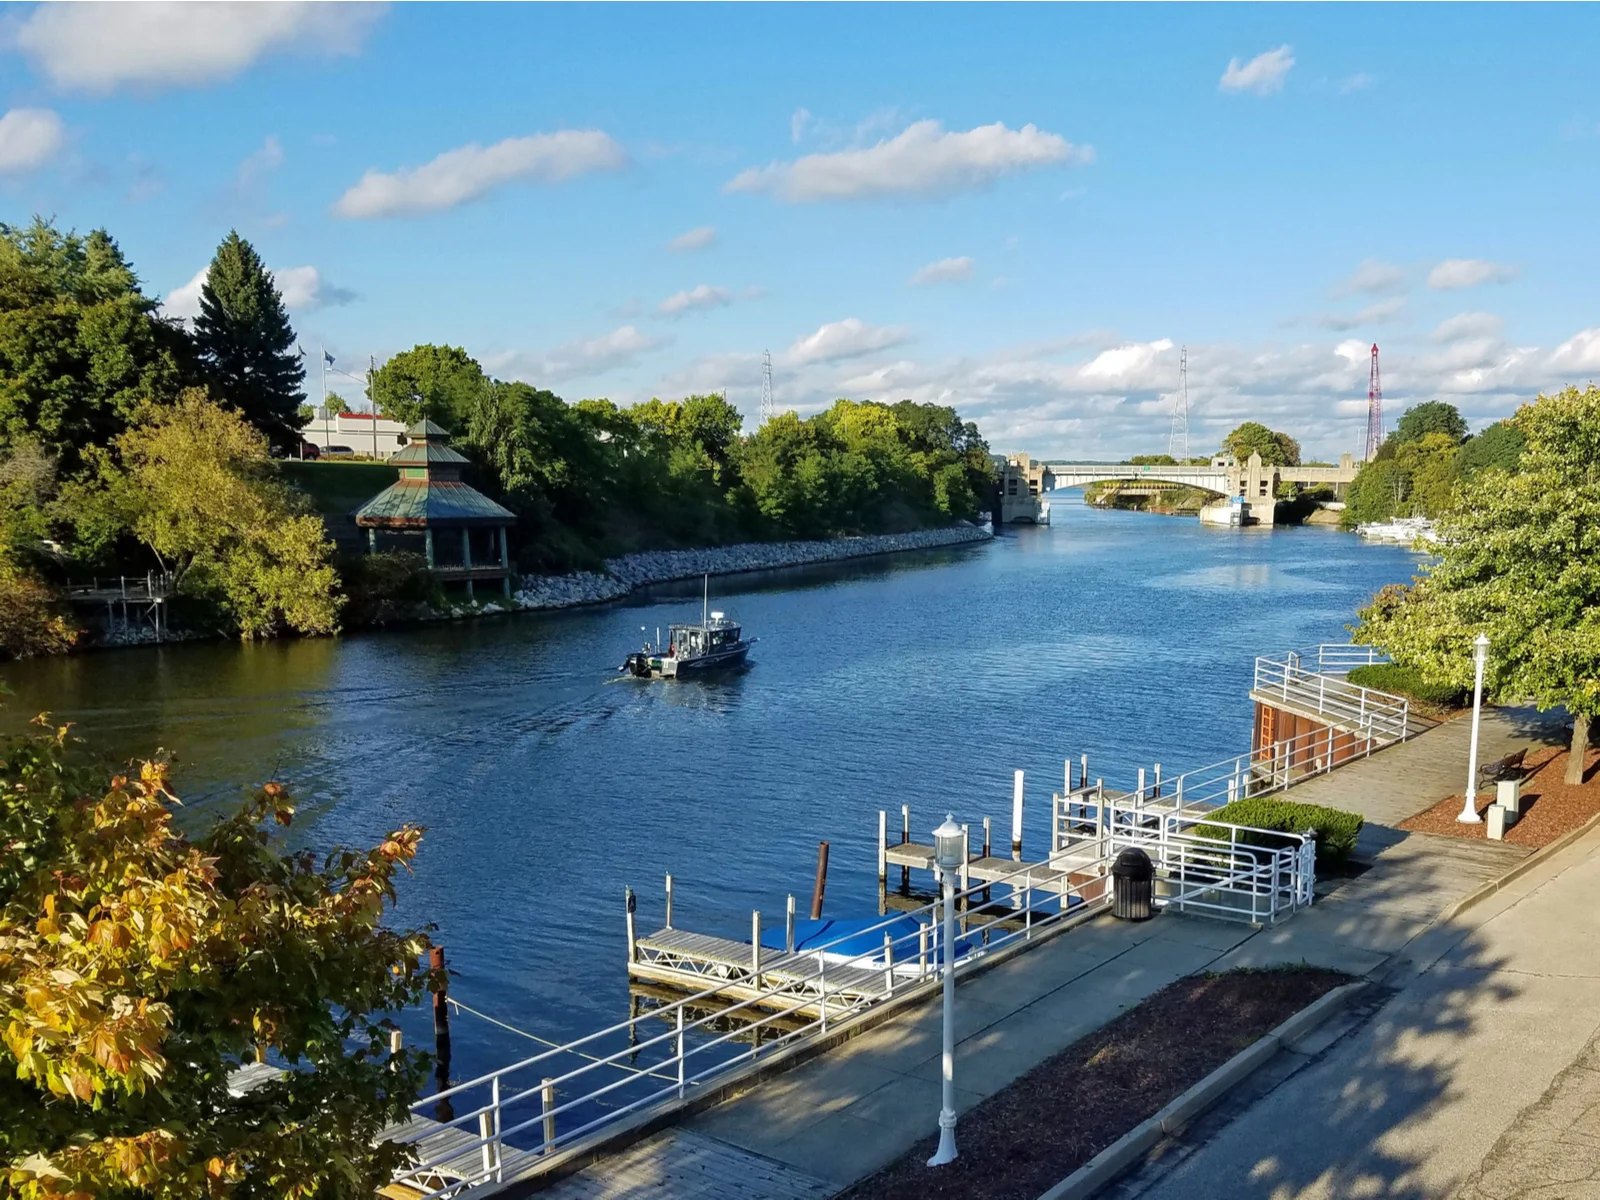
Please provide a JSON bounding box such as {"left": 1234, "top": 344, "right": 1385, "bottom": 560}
{"left": 1125, "top": 819, "right": 1600, "bottom": 1200}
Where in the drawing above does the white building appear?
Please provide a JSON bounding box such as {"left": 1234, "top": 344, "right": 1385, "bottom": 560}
{"left": 301, "top": 407, "right": 409, "bottom": 459}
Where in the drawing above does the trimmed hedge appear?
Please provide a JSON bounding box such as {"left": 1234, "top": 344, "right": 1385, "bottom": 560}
{"left": 1194, "top": 798, "right": 1365, "bottom": 867}
{"left": 1347, "top": 663, "right": 1467, "bottom": 709}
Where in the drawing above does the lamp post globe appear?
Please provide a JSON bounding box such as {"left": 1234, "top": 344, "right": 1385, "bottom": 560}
{"left": 1458, "top": 633, "right": 1492, "bottom": 824}
{"left": 927, "top": 814, "right": 964, "bottom": 1168}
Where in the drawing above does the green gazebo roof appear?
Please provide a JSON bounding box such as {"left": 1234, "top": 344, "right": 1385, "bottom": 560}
{"left": 407, "top": 419, "right": 453, "bottom": 439}
{"left": 354, "top": 480, "right": 515, "bottom": 528}
{"left": 391, "top": 440, "right": 470, "bottom": 466}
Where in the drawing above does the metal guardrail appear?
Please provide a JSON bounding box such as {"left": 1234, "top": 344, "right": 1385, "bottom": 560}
{"left": 1253, "top": 651, "right": 1409, "bottom": 742}
{"left": 64, "top": 571, "right": 175, "bottom": 601}
{"left": 1308, "top": 643, "right": 1389, "bottom": 675}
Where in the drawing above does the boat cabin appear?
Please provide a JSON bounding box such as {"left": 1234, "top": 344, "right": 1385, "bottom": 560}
{"left": 669, "top": 614, "right": 742, "bottom": 658}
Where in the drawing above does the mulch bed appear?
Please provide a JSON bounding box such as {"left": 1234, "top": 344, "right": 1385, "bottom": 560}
{"left": 836, "top": 966, "right": 1349, "bottom": 1200}
{"left": 1399, "top": 745, "right": 1600, "bottom": 848}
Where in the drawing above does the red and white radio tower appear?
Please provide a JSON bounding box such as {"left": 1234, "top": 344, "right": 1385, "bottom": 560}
{"left": 1365, "top": 343, "right": 1384, "bottom": 460}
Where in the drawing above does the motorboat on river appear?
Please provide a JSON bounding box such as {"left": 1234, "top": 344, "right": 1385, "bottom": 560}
{"left": 621, "top": 578, "right": 753, "bottom": 679}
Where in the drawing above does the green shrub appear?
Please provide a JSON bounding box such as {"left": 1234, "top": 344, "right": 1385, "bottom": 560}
{"left": 1347, "top": 663, "right": 1466, "bottom": 708}
{"left": 1195, "top": 798, "right": 1365, "bottom": 867}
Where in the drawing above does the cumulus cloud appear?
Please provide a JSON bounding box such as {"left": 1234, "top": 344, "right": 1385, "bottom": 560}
{"left": 160, "top": 267, "right": 210, "bottom": 321}
{"left": 1339, "top": 73, "right": 1375, "bottom": 94}
{"left": 275, "top": 265, "right": 357, "bottom": 310}
{"left": 1550, "top": 328, "right": 1600, "bottom": 373}
{"left": 780, "top": 318, "right": 913, "bottom": 366}
{"left": 668, "top": 225, "right": 717, "bottom": 252}
{"left": 1427, "top": 258, "right": 1519, "bottom": 290}
{"left": 334, "top": 129, "right": 627, "bottom": 218}
{"left": 488, "top": 325, "right": 668, "bottom": 384}
{"left": 1335, "top": 258, "right": 1408, "bottom": 298}
{"left": 1432, "top": 312, "right": 1504, "bottom": 343}
{"left": 726, "top": 119, "right": 1090, "bottom": 202}
{"left": 790, "top": 108, "right": 812, "bottom": 143}
{"left": 0, "top": 107, "right": 65, "bottom": 173}
{"left": 236, "top": 134, "right": 283, "bottom": 192}
{"left": 1219, "top": 46, "right": 1295, "bottom": 95}
{"left": 1317, "top": 297, "right": 1404, "bottom": 331}
{"left": 9, "top": 2, "right": 383, "bottom": 93}
{"left": 658, "top": 284, "right": 732, "bottom": 316}
{"left": 909, "top": 256, "right": 975, "bottom": 287}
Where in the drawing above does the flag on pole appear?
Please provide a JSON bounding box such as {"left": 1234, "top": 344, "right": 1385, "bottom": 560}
{"left": 324, "top": 350, "right": 335, "bottom": 367}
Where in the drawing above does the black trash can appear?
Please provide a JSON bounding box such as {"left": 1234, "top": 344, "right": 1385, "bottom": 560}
{"left": 1112, "top": 847, "right": 1155, "bottom": 921}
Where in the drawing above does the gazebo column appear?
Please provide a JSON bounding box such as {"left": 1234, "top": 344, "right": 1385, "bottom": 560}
{"left": 424, "top": 527, "right": 434, "bottom": 568}
{"left": 462, "top": 528, "right": 474, "bottom": 600}
{"left": 499, "top": 526, "right": 511, "bottom": 597}
{"left": 366, "top": 527, "right": 377, "bottom": 554}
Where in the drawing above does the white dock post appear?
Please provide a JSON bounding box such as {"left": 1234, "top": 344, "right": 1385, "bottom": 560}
{"left": 1096, "top": 780, "right": 1105, "bottom": 840}
{"left": 664, "top": 873, "right": 673, "bottom": 929}
{"left": 540, "top": 1077, "right": 555, "bottom": 1153}
{"left": 982, "top": 816, "right": 992, "bottom": 858}
{"left": 675, "top": 1008, "right": 686, "bottom": 1098}
{"left": 1082, "top": 754, "right": 1089, "bottom": 791}
{"left": 1234, "top": 756, "right": 1243, "bottom": 800}
{"left": 1024, "top": 870, "right": 1033, "bottom": 936}
{"left": 624, "top": 887, "right": 637, "bottom": 964}
{"left": 751, "top": 911, "right": 761, "bottom": 981}
{"left": 877, "top": 810, "right": 888, "bottom": 891}
{"left": 1012, "top": 769, "right": 1025, "bottom": 860}
{"left": 785, "top": 894, "right": 796, "bottom": 953}
{"left": 959, "top": 824, "right": 970, "bottom": 929}
{"left": 479, "top": 1106, "right": 496, "bottom": 1177}
{"left": 1227, "top": 777, "right": 1239, "bottom": 804}
{"left": 919, "top": 923, "right": 929, "bottom": 979}
{"left": 1153, "top": 763, "right": 1162, "bottom": 799}
{"left": 883, "top": 932, "right": 895, "bottom": 998}
{"left": 1175, "top": 774, "right": 1185, "bottom": 816}
{"left": 1064, "top": 756, "right": 1071, "bottom": 795}
{"left": 1137, "top": 768, "right": 1147, "bottom": 806}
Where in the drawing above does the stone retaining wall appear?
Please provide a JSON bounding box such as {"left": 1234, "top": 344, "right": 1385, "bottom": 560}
{"left": 510, "top": 524, "right": 993, "bottom": 611}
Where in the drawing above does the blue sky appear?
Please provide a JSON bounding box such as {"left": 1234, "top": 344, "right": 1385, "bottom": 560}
{"left": 3, "top": 2, "right": 1598, "bottom": 460}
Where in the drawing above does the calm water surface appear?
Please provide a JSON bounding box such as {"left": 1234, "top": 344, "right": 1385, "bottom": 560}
{"left": 1, "top": 498, "right": 1424, "bottom": 1082}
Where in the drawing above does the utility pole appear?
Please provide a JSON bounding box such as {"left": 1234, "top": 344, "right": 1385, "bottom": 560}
{"left": 760, "top": 350, "right": 775, "bottom": 426}
{"left": 1366, "top": 344, "right": 1384, "bottom": 461}
{"left": 1167, "top": 345, "right": 1189, "bottom": 461}
{"left": 369, "top": 354, "right": 379, "bottom": 460}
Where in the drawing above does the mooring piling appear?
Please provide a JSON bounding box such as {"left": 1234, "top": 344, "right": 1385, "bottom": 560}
{"left": 624, "top": 888, "right": 638, "bottom": 964}
{"left": 785, "top": 894, "right": 796, "bottom": 952}
{"left": 877, "top": 810, "right": 888, "bottom": 892}
{"left": 810, "top": 841, "right": 830, "bottom": 919}
{"left": 751, "top": 911, "right": 761, "bottom": 979}
{"left": 664, "top": 874, "right": 673, "bottom": 929}
{"left": 900, "top": 804, "right": 911, "bottom": 889}
{"left": 1012, "top": 770, "right": 1025, "bottom": 859}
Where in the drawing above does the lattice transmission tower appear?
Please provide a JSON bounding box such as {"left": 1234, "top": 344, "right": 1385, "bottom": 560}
{"left": 1365, "top": 343, "right": 1384, "bottom": 460}
{"left": 1167, "top": 345, "right": 1189, "bottom": 461}
{"left": 760, "top": 350, "right": 775, "bottom": 425}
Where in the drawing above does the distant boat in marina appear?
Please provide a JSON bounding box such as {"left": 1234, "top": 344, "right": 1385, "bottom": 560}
{"left": 620, "top": 576, "right": 754, "bottom": 679}
{"left": 1356, "top": 516, "right": 1439, "bottom": 546}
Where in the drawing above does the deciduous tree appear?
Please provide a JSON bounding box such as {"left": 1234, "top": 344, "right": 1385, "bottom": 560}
{"left": 370, "top": 345, "right": 485, "bottom": 427}
{"left": 1356, "top": 385, "right": 1600, "bottom": 783}
{"left": 1221, "top": 422, "right": 1300, "bottom": 467}
{"left": 192, "top": 232, "right": 306, "bottom": 454}
{"left": 1391, "top": 401, "right": 1468, "bottom": 446}
{"left": 0, "top": 718, "right": 434, "bottom": 1198}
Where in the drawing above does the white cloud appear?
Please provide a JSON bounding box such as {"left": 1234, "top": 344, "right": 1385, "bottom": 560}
{"left": 275, "top": 265, "right": 357, "bottom": 310}
{"left": 1335, "top": 258, "right": 1408, "bottom": 297}
{"left": 1317, "top": 297, "right": 1404, "bottom": 331}
{"left": 1427, "top": 258, "right": 1519, "bottom": 290}
{"left": 1078, "top": 339, "right": 1174, "bottom": 382}
{"left": 726, "top": 119, "right": 1090, "bottom": 202}
{"left": 1550, "top": 328, "right": 1600, "bottom": 373}
{"left": 160, "top": 267, "right": 209, "bottom": 321}
{"left": 0, "top": 107, "right": 64, "bottom": 173}
{"left": 236, "top": 134, "right": 283, "bottom": 192}
{"left": 1339, "top": 73, "right": 1375, "bottom": 94}
{"left": 668, "top": 225, "right": 717, "bottom": 252}
{"left": 333, "top": 129, "right": 627, "bottom": 218}
{"left": 1219, "top": 46, "right": 1296, "bottom": 95}
{"left": 1432, "top": 312, "right": 1504, "bottom": 343}
{"left": 780, "top": 318, "right": 913, "bottom": 366}
{"left": 658, "top": 284, "right": 732, "bottom": 316}
{"left": 909, "top": 256, "right": 975, "bottom": 287}
{"left": 9, "top": 2, "right": 383, "bottom": 93}
{"left": 488, "top": 326, "right": 668, "bottom": 384}
{"left": 790, "top": 108, "right": 812, "bottom": 143}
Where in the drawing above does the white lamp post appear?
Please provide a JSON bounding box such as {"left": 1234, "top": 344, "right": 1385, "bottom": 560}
{"left": 1458, "top": 633, "right": 1492, "bottom": 823}
{"left": 927, "top": 814, "right": 965, "bottom": 1168}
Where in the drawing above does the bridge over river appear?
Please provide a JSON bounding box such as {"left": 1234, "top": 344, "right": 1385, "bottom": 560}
{"left": 999, "top": 451, "right": 1360, "bottom": 526}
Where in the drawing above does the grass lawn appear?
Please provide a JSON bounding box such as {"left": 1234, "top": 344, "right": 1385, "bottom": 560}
{"left": 280, "top": 461, "right": 398, "bottom": 519}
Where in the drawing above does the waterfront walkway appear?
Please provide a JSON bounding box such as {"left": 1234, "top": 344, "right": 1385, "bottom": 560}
{"left": 538, "top": 706, "right": 1572, "bottom": 1197}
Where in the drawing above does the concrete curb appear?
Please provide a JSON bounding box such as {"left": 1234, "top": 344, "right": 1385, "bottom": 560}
{"left": 1436, "top": 808, "right": 1600, "bottom": 924}
{"left": 1034, "top": 980, "right": 1368, "bottom": 1200}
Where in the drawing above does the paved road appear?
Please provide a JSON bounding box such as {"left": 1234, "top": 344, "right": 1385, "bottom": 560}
{"left": 1130, "top": 821, "right": 1600, "bottom": 1200}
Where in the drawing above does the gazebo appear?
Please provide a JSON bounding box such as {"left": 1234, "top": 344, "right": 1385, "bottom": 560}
{"left": 354, "top": 420, "right": 517, "bottom": 598}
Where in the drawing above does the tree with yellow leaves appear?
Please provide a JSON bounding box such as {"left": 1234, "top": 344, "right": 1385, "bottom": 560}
{"left": 0, "top": 717, "right": 434, "bottom": 1198}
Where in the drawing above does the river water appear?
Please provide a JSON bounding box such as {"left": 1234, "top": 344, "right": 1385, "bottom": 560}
{"left": 1, "top": 498, "right": 1423, "bottom": 1084}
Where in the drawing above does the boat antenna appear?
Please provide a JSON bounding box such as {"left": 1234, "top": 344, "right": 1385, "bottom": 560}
{"left": 703, "top": 574, "right": 709, "bottom": 627}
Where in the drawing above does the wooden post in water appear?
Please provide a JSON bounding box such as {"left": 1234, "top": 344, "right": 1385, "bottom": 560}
{"left": 900, "top": 804, "right": 911, "bottom": 890}
{"left": 786, "top": 894, "right": 795, "bottom": 953}
{"left": 624, "top": 888, "right": 637, "bottom": 964}
{"left": 430, "top": 944, "right": 451, "bottom": 1064}
{"left": 1012, "top": 770, "right": 1025, "bottom": 860}
{"left": 810, "top": 842, "right": 829, "bottom": 919}
{"left": 664, "top": 873, "right": 674, "bottom": 929}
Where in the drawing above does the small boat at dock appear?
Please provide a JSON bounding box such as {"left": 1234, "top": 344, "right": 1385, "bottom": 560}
{"left": 620, "top": 576, "right": 753, "bottom": 679}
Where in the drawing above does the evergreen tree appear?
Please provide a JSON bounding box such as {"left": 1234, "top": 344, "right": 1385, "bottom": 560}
{"left": 192, "top": 232, "right": 306, "bottom": 453}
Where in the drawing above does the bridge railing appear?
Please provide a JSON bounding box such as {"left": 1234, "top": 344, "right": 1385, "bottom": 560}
{"left": 1253, "top": 651, "right": 1409, "bottom": 742}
